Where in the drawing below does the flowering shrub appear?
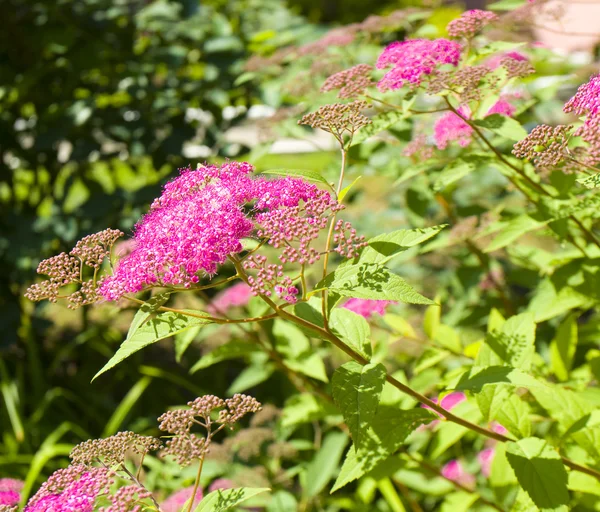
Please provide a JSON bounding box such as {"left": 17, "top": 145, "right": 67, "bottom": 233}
{"left": 18, "top": 1, "right": 600, "bottom": 511}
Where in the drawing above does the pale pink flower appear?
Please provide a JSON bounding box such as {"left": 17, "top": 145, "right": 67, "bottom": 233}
{"left": 478, "top": 448, "right": 496, "bottom": 477}
{"left": 208, "top": 479, "right": 235, "bottom": 493}
{"left": 0, "top": 491, "right": 19, "bottom": 506}
{"left": 487, "top": 51, "right": 528, "bottom": 70}
{"left": 342, "top": 298, "right": 396, "bottom": 318}
{"left": 434, "top": 106, "right": 473, "bottom": 149}
{"left": 161, "top": 485, "right": 203, "bottom": 512}
{"left": 208, "top": 282, "right": 253, "bottom": 314}
{"left": 441, "top": 460, "right": 475, "bottom": 488}
{"left": 491, "top": 422, "right": 508, "bottom": 436}
{"left": 376, "top": 39, "right": 462, "bottom": 91}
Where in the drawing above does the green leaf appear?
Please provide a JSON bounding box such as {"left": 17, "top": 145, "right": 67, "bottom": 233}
{"left": 433, "top": 160, "right": 476, "bottom": 191}
{"left": 93, "top": 311, "right": 213, "bottom": 380}
{"left": 285, "top": 352, "right": 329, "bottom": 382}
{"left": 456, "top": 365, "right": 542, "bottom": 393}
{"left": 174, "top": 325, "right": 202, "bottom": 362}
{"left": 190, "top": 341, "right": 261, "bottom": 373}
{"left": 505, "top": 437, "right": 569, "bottom": 510}
{"left": 484, "top": 215, "right": 546, "bottom": 253}
{"left": 576, "top": 172, "right": 600, "bottom": 189}
{"left": 550, "top": 314, "right": 578, "bottom": 381}
{"left": 194, "top": 487, "right": 270, "bottom": 512}
{"left": 281, "top": 394, "right": 335, "bottom": 429}
{"left": 332, "top": 362, "right": 387, "bottom": 445}
{"left": 331, "top": 408, "right": 435, "bottom": 492}
{"left": 349, "top": 111, "right": 408, "bottom": 147}
{"left": 304, "top": 432, "right": 348, "bottom": 497}
{"left": 338, "top": 176, "right": 361, "bottom": 202}
{"left": 474, "top": 114, "right": 528, "bottom": 141}
{"left": 359, "top": 225, "right": 447, "bottom": 265}
{"left": 487, "top": 0, "right": 526, "bottom": 11}
{"left": 102, "top": 376, "right": 152, "bottom": 436}
{"left": 262, "top": 169, "right": 332, "bottom": 189}
{"left": 266, "top": 491, "right": 298, "bottom": 512}
{"left": 126, "top": 292, "right": 171, "bottom": 338}
{"left": 227, "top": 363, "right": 275, "bottom": 394}
{"left": 477, "top": 384, "right": 531, "bottom": 438}
{"left": 483, "top": 312, "right": 536, "bottom": 370}
{"left": 318, "top": 263, "right": 435, "bottom": 305}
{"left": 440, "top": 492, "right": 478, "bottom": 512}
{"left": 329, "top": 308, "right": 372, "bottom": 359}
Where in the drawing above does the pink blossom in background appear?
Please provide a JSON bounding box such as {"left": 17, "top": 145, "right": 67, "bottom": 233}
{"left": 434, "top": 106, "right": 473, "bottom": 149}
{"left": 0, "top": 491, "right": 19, "bottom": 506}
{"left": 441, "top": 460, "right": 476, "bottom": 488}
{"left": 434, "top": 99, "right": 515, "bottom": 149}
{"left": 209, "top": 282, "right": 253, "bottom": 314}
{"left": 478, "top": 448, "right": 496, "bottom": 477}
{"left": 491, "top": 422, "right": 508, "bottom": 436}
{"left": 0, "top": 479, "right": 23, "bottom": 505}
{"left": 161, "top": 485, "right": 203, "bottom": 512}
{"left": 440, "top": 392, "right": 467, "bottom": 411}
{"left": 376, "top": 39, "right": 462, "bottom": 91}
{"left": 208, "top": 479, "right": 235, "bottom": 493}
{"left": 487, "top": 99, "right": 516, "bottom": 117}
{"left": 342, "top": 298, "right": 396, "bottom": 318}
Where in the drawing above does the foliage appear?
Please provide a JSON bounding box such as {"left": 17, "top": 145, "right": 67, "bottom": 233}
{"left": 5, "top": 0, "right": 600, "bottom": 511}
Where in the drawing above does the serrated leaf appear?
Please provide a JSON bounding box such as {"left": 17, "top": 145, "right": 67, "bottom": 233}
{"left": 262, "top": 168, "right": 332, "bottom": 189}
{"left": 433, "top": 160, "right": 476, "bottom": 191}
{"left": 359, "top": 225, "right": 446, "bottom": 265}
{"left": 94, "top": 311, "right": 213, "bottom": 380}
{"left": 331, "top": 407, "right": 435, "bottom": 492}
{"left": 485, "top": 215, "right": 546, "bottom": 253}
{"left": 577, "top": 172, "right": 600, "bottom": 189}
{"left": 505, "top": 437, "right": 569, "bottom": 510}
{"left": 483, "top": 312, "right": 536, "bottom": 371}
{"left": 456, "top": 365, "right": 543, "bottom": 393}
{"left": 317, "top": 263, "right": 434, "bottom": 305}
{"left": 550, "top": 314, "right": 577, "bottom": 381}
{"left": 349, "top": 111, "right": 408, "bottom": 147}
{"left": 474, "top": 114, "right": 528, "bottom": 141}
{"left": 190, "top": 341, "right": 260, "bottom": 373}
{"left": 126, "top": 292, "right": 171, "bottom": 338}
{"left": 304, "top": 432, "right": 348, "bottom": 497}
{"left": 332, "top": 362, "right": 386, "bottom": 446}
{"left": 193, "top": 487, "right": 270, "bottom": 512}
{"left": 329, "top": 308, "right": 372, "bottom": 359}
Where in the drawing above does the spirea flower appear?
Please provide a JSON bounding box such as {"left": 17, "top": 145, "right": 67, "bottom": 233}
{"left": 447, "top": 10, "right": 498, "bottom": 39}
{"left": 487, "top": 51, "right": 528, "bottom": 70}
{"left": 376, "top": 39, "right": 462, "bottom": 91}
{"left": 512, "top": 124, "right": 572, "bottom": 174}
{"left": 161, "top": 486, "right": 203, "bottom": 512}
{"left": 98, "top": 162, "right": 364, "bottom": 301}
{"left": 299, "top": 101, "right": 371, "bottom": 143}
{"left": 24, "top": 466, "right": 110, "bottom": 512}
{"left": 297, "top": 28, "right": 355, "bottom": 57}
{"left": 103, "top": 485, "right": 153, "bottom": 512}
{"left": 478, "top": 448, "right": 495, "bottom": 477}
{"left": 421, "top": 392, "right": 466, "bottom": 429}
{"left": 564, "top": 74, "right": 600, "bottom": 125}
{"left": 0, "top": 492, "right": 19, "bottom": 507}
{"left": 342, "top": 298, "right": 396, "bottom": 318}
{"left": 434, "top": 106, "right": 473, "bottom": 149}
{"left": 25, "top": 229, "right": 123, "bottom": 309}
{"left": 403, "top": 134, "right": 434, "bottom": 161}
{"left": 208, "top": 282, "right": 253, "bottom": 314}
{"left": 70, "top": 431, "right": 161, "bottom": 467}
{"left": 321, "top": 64, "right": 374, "bottom": 99}
{"left": 441, "top": 460, "right": 475, "bottom": 488}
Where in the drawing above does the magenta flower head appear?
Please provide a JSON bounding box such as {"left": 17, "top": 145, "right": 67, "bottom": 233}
{"left": 342, "top": 298, "right": 396, "bottom": 318}
{"left": 0, "top": 480, "right": 23, "bottom": 506}
{"left": 98, "top": 161, "right": 365, "bottom": 302}
{"left": 161, "top": 485, "right": 203, "bottom": 512}
{"left": 441, "top": 460, "right": 475, "bottom": 488}
{"left": 564, "top": 74, "right": 600, "bottom": 122}
{"left": 421, "top": 392, "right": 466, "bottom": 426}
{"left": 376, "top": 39, "right": 462, "bottom": 91}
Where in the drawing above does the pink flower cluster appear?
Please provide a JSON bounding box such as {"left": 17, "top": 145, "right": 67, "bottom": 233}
{"left": 447, "top": 10, "right": 498, "bottom": 39}
{"left": 441, "top": 459, "right": 476, "bottom": 488}
{"left": 100, "top": 162, "right": 364, "bottom": 302}
{"left": 564, "top": 74, "right": 600, "bottom": 131}
{"left": 434, "top": 99, "right": 516, "bottom": 149}
{"left": 24, "top": 466, "right": 110, "bottom": 512}
{"left": 0, "top": 479, "right": 22, "bottom": 507}
{"left": 342, "top": 298, "right": 396, "bottom": 318}
{"left": 376, "top": 39, "right": 462, "bottom": 91}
